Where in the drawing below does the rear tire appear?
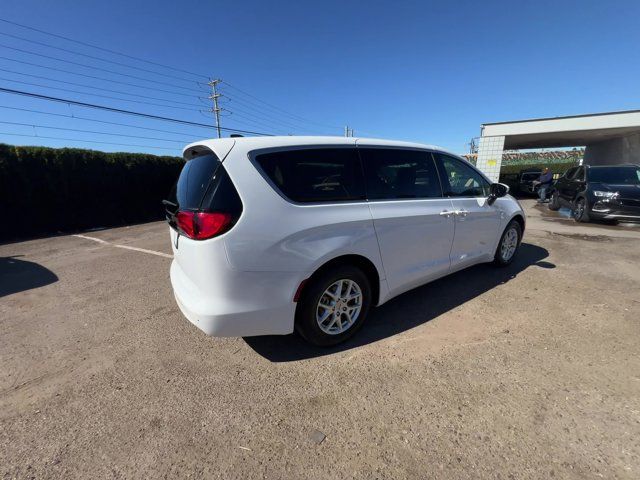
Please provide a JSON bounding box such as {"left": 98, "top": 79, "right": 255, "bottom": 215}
{"left": 548, "top": 191, "right": 560, "bottom": 211}
{"left": 295, "top": 265, "right": 372, "bottom": 347}
{"left": 573, "top": 197, "right": 590, "bottom": 223}
{"left": 494, "top": 220, "right": 522, "bottom": 267}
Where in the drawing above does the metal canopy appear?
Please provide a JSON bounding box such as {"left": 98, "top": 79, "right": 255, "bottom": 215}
{"left": 481, "top": 109, "right": 640, "bottom": 149}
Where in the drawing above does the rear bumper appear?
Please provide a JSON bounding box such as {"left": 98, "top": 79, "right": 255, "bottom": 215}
{"left": 170, "top": 260, "right": 299, "bottom": 337}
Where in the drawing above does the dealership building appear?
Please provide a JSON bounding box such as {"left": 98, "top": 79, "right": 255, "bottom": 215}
{"left": 475, "top": 109, "right": 640, "bottom": 181}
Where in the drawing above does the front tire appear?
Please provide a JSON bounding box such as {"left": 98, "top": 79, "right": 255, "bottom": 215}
{"left": 295, "top": 265, "right": 372, "bottom": 347}
{"left": 573, "top": 197, "right": 590, "bottom": 223}
{"left": 494, "top": 220, "right": 522, "bottom": 266}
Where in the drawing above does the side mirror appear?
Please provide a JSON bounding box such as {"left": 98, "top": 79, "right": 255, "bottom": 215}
{"left": 487, "top": 183, "right": 509, "bottom": 205}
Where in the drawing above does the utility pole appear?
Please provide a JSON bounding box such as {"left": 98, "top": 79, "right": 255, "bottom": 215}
{"left": 344, "top": 126, "right": 354, "bottom": 137}
{"left": 208, "top": 78, "right": 222, "bottom": 138}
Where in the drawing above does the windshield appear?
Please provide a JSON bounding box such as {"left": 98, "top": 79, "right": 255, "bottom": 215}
{"left": 588, "top": 166, "right": 640, "bottom": 185}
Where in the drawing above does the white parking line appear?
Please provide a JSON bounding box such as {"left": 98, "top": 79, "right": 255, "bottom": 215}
{"left": 73, "top": 234, "right": 173, "bottom": 259}
{"left": 73, "top": 234, "right": 109, "bottom": 245}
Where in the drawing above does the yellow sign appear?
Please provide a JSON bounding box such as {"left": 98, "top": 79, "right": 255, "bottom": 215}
{"left": 487, "top": 159, "right": 497, "bottom": 167}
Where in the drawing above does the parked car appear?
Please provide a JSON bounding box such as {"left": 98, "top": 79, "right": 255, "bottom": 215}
{"left": 517, "top": 168, "right": 542, "bottom": 195}
{"left": 548, "top": 164, "right": 640, "bottom": 223}
{"left": 165, "top": 137, "right": 526, "bottom": 346}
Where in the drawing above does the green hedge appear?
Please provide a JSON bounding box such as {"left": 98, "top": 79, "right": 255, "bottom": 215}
{"left": 498, "top": 161, "right": 577, "bottom": 176}
{"left": 498, "top": 161, "right": 577, "bottom": 192}
{"left": 0, "top": 143, "right": 183, "bottom": 241}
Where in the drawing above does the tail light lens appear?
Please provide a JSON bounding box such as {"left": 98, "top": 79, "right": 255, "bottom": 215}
{"left": 175, "top": 211, "right": 233, "bottom": 240}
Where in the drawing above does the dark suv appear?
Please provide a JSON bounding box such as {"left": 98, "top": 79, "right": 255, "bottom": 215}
{"left": 517, "top": 168, "right": 542, "bottom": 195}
{"left": 548, "top": 164, "right": 640, "bottom": 223}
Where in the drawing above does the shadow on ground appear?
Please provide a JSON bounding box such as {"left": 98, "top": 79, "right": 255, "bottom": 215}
{"left": 0, "top": 256, "right": 58, "bottom": 298}
{"left": 244, "top": 243, "right": 553, "bottom": 362}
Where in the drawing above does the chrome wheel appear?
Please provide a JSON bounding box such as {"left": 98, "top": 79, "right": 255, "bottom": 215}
{"left": 500, "top": 227, "right": 518, "bottom": 261}
{"left": 316, "top": 279, "right": 362, "bottom": 335}
{"left": 574, "top": 199, "right": 585, "bottom": 220}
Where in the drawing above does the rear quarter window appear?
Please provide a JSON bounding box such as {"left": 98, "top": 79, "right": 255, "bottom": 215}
{"left": 254, "top": 148, "right": 365, "bottom": 203}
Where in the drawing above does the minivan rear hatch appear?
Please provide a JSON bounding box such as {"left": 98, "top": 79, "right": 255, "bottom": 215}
{"left": 164, "top": 146, "right": 242, "bottom": 241}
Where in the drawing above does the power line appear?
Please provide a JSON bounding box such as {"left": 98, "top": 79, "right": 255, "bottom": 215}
{"left": 0, "top": 76, "right": 204, "bottom": 111}
{"left": 222, "top": 93, "right": 315, "bottom": 131}
{"left": 216, "top": 90, "right": 335, "bottom": 134}
{"left": 221, "top": 81, "right": 342, "bottom": 130}
{"left": 224, "top": 102, "right": 326, "bottom": 134}
{"left": 222, "top": 110, "right": 291, "bottom": 135}
{"left": 0, "top": 43, "right": 206, "bottom": 94}
{"left": 0, "top": 16, "right": 208, "bottom": 80}
{"left": 0, "top": 30, "right": 201, "bottom": 84}
{"left": 0, "top": 67, "right": 205, "bottom": 107}
{"left": 0, "top": 131, "right": 182, "bottom": 152}
{"left": 0, "top": 87, "right": 274, "bottom": 136}
{"left": 0, "top": 55, "right": 202, "bottom": 99}
{"left": 203, "top": 107, "right": 292, "bottom": 136}
{"left": 0, "top": 105, "right": 211, "bottom": 137}
{"left": 0, "top": 120, "right": 193, "bottom": 143}
{"left": 0, "top": 17, "right": 345, "bottom": 133}
{"left": 223, "top": 107, "right": 304, "bottom": 134}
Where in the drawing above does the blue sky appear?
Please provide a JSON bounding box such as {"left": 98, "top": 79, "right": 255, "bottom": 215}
{"left": 1, "top": 0, "right": 639, "bottom": 155}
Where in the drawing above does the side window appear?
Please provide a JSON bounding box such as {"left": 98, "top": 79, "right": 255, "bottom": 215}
{"left": 359, "top": 148, "right": 442, "bottom": 200}
{"left": 254, "top": 148, "right": 365, "bottom": 203}
{"left": 434, "top": 153, "right": 490, "bottom": 197}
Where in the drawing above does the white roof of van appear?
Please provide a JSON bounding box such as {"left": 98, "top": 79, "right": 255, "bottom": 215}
{"left": 183, "top": 136, "right": 457, "bottom": 160}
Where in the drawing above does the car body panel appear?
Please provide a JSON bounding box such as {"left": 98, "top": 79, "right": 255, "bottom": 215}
{"left": 368, "top": 198, "right": 455, "bottom": 298}
{"left": 170, "top": 240, "right": 297, "bottom": 336}
{"left": 448, "top": 197, "right": 502, "bottom": 269}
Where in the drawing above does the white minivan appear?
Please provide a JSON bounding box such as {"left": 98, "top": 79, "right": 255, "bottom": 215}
{"left": 165, "top": 136, "right": 525, "bottom": 346}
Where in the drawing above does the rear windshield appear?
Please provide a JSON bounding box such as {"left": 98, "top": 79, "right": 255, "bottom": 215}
{"left": 167, "top": 153, "right": 242, "bottom": 214}
{"left": 588, "top": 166, "right": 640, "bottom": 185}
{"left": 255, "top": 148, "right": 365, "bottom": 203}
{"left": 171, "top": 154, "right": 220, "bottom": 210}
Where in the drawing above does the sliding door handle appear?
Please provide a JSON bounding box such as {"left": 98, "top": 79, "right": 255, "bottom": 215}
{"left": 439, "top": 210, "right": 453, "bottom": 217}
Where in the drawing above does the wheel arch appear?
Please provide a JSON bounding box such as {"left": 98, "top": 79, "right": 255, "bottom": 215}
{"left": 511, "top": 213, "right": 525, "bottom": 236}
{"left": 300, "top": 254, "right": 382, "bottom": 307}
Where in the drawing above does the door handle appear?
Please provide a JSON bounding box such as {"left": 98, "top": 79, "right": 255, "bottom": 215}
{"left": 456, "top": 209, "right": 469, "bottom": 217}
{"left": 439, "top": 210, "right": 453, "bottom": 217}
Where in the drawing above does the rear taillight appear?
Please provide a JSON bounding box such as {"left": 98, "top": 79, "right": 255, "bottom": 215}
{"left": 175, "top": 211, "right": 233, "bottom": 240}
